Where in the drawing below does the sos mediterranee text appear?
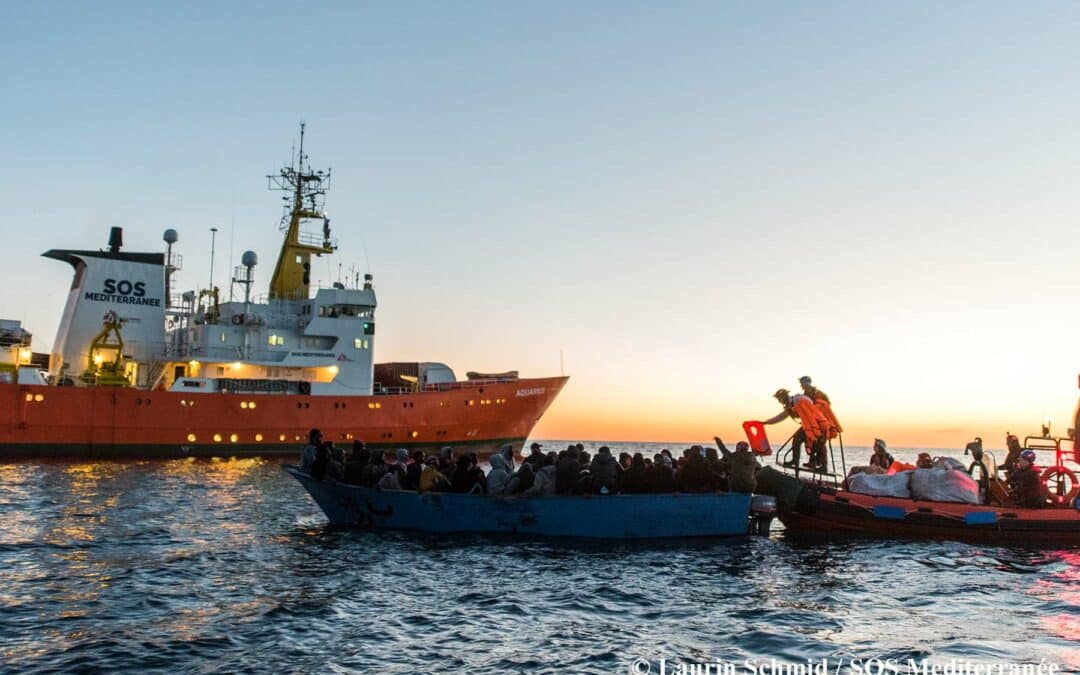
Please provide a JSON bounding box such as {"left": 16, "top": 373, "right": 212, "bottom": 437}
{"left": 83, "top": 279, "right": 162, "bottom": 307}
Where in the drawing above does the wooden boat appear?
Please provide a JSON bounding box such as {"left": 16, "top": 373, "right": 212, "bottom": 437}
{"left": 757, "top": 466, "right": 1080, "bottom": 547}
{"left": 285, "top": 466, "right": 759, "bottom": 539}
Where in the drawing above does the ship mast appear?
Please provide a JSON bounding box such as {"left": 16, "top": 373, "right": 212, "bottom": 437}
{"left": 267, "top": 123, "right": 337, "bottom": 300}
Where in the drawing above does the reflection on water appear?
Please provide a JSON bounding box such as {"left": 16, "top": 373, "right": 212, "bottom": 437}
{"left": 0, "top": 448, "right": 1077, "bottom": 672}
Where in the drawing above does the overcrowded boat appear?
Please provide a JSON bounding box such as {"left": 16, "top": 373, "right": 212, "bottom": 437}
{"left": 286, "top": 435, "right": 776, "bottom": 539}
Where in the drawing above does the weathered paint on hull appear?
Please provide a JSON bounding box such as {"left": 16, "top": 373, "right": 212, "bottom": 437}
{"left": 0, "top": 376, "right": 567, "bottom": 460}
{"left": 286, "top": 466, "right": 754, "bottom": 539}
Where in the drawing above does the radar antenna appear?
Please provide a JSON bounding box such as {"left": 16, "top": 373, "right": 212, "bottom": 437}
{"left": 266, "top": 122, "right": 338, "bottom": 300}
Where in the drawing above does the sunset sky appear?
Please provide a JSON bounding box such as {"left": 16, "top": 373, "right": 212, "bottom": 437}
{"left": 4, "top": 2, "right": 1080, "bottom": 448}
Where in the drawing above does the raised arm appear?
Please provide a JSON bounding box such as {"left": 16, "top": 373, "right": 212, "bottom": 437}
{"left": 713, "top": 436, "right": 732, "bottom": 459}
{"left": 762, "top": 410, "right": 790, "bottom": 425}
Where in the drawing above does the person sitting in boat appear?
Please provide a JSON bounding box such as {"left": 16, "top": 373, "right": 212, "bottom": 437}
{"left": 648, "top": 454, "right": 677, "bottom": 493}
{"left": 869, "top": 439, "right": 894, "bottom": 472}
{"left": 555, "top": 447, "right": 581, "bottom": 495}
{"left": 677, "top": 446, "right": 715, "bottom": 493}
{"left": 344, "top": 441, "right": 370, "bottom": 485}
{"left": 1008, "top": 450, "right": 1046, "bottom": 508}
{"left": 438, "top": 446, "right": 456, "bottom": 477}
{"left": 313, "top": 441, "right": 343, "bottom": 482}
{"left": 620, "top": 453, "right": 649, "bottom": 493}
{"left": 469, "top": 453, "right": 489, "bottom": 493}
{"left": 590, "top": 446, "right": 620, "bottom": 494}
{"left": 362, "top": 450, "right": 388, "bottom": 487}
{"left": 393, "top": 448, "right": 409, "bottom": 473}
{"left": 619, "top": 452, "right": 632, "bottom": 473}
{"left": 506, "top": 461, "right": 535, "bottom": 495}
{"left": 331, "top": 442, "right": 347, "bottom": 468}
{"left": 378, "top": 463, "right": 404, "bottom": 490}
{"left": 487, "top": 453, "right": 512, "bottom": 495}
{"left": 726, "top": 441, "right": 759, "bottom": 494}
{"left": 300, "top": 428, "right": 322, "bottom": 473}
{"left": 402, "top": 450, "right": 424, "bottom": 490}
{"left": 703, "top": 445, "right": 726, "bottom": 490}
{"left": 764, "top": 389, "right": 834, "bottom": 471}
{"left": 524, "top": 442, "right": 545, "bottom": 471}
{"left": 450, "top": 455, "right": 486, "bottom": 494}
{"left": 524, "top": 453, "right": 558, "bottom": 497}
{"left": 420, "top": 456, "right": 450, "bottom": 492}
{"left": 800, "top": 376, "right": 843, "bottom": 438}
{"left": 916, "top": 452, "right": 934, "bottom": 469}
{"left": 660, "top": 449, "right": 677, "bottom": 471}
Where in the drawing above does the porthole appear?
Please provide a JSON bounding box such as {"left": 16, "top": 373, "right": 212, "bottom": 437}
{"left": 213, "top": 433, "right": 222, "bottom": 442}
{"left": 187, "top": 433, "right": 197, "bottom": 442}
{"left": 230, "top": 434, "right": 238, "bottom": 443}
{"left": 255, "top": 434, "right": 263, "bottom": 442}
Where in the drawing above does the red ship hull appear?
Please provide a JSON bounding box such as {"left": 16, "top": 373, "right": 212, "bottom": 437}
{"left": 0, "top": 376, "right": 567, "bottom": 459}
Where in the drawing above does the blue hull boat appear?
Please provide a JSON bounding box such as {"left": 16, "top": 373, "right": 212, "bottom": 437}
{"left": 285, "top": 466, "right": 756, "bottom": 539}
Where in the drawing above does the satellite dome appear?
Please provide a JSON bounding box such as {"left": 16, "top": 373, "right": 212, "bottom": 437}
{"left": 241, "top": 250, "right": 258, "bottom": 268}
{"left": 163, "top": 228, "right": 179, "bottom": 244}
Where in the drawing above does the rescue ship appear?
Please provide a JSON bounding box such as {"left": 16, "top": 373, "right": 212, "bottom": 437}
{"left": 0, "top": 126, "right": 567, "bottom": 459}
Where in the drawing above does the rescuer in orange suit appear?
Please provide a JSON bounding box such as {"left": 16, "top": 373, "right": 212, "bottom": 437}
{"left": 764, "top": 388, "right": 835, "bottom": 470}
{"left": 799, "top": 375, "right": 842, "bottom": 437}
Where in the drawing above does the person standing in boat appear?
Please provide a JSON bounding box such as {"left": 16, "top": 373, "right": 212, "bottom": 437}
{"left": 764, "top": 388, "right": 834, "bottom": 470}
{"left": 799, "top": 376, "right": 843, "bottom": 438}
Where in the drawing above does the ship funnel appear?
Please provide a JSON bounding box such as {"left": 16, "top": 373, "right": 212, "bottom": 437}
{"left": 108, "top": 227, "right": 123, "bottom": 253}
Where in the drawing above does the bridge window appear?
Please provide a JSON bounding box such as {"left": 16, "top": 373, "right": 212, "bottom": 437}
{"left": 268, "top": 334, "right": 284, "bottom": 346}
{"left": 319, "top": 304, "right": 373, "bottom": 319}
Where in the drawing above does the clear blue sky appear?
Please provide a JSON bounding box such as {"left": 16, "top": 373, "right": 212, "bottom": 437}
{"left": 4, "top": 2, "right": 1080, "bottom": 445}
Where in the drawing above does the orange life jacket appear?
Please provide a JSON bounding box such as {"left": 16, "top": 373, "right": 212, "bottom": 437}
{"left": 887, "top": 461, "right": 915, "bottom": 475}
{"left": 790, "top": 395, "right": 832, "bottom": 443}
{"left": 812, "top": 395, "right": 843, "bottom": 436}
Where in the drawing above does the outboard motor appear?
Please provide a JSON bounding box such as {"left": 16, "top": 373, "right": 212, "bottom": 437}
{"left": 749, "top": 495, "right": 777, "bottom": 536}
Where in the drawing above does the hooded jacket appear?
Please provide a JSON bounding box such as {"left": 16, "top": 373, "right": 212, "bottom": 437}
{"left": 498, "top": 444, "right": 515, "bottom": 475}
{"left": 487, "top": 454, "right": 512, "bottom": 496}
{"left": 524, "top": 464, "right": 556, "bottom": 497}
